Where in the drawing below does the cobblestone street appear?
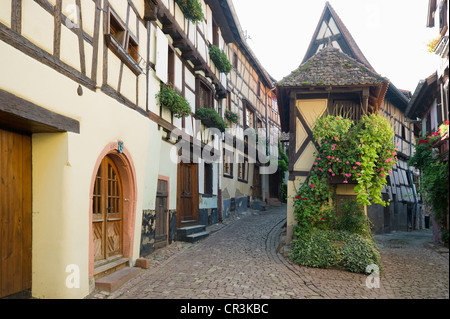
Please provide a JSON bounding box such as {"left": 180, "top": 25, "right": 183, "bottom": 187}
{"left": 88, "top": 204, "right": 449, "bottom": 300}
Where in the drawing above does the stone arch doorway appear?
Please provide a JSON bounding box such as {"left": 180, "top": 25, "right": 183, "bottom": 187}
{"left": 89, "top": 143, "right": 137, "bottom": 278}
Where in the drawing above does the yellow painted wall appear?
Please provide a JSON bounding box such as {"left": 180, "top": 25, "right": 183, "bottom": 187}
{"left": 0, "top": 0, "right": 162, "bottom": 298}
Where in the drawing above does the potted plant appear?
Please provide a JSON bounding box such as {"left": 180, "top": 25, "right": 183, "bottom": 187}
{"left": 224, "top": 109, "right": 239, "bottom": 124}
{"left": 175, "top": 0, "right": 204, "bottom": 23}
{"left": 155, "top": 84, "right": 192, "bottom": 118}
{"left": 209, "top": 44, "right": 232, "bottom": 74}
{"left": 195, "top": 107, "right": 228, "bottom": 132}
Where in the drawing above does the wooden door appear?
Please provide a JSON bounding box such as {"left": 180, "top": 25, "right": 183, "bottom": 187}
{"left": 177, "top": 163, "right": 198, "bottom": 228}
{"left": 0, "top": 129, "right": 32, "bottom": 298}
{"left": 253, "top": 166, "right": 262, "bottom": 199}
{"left": 155, "top": 179, "right": 168, "bottom": 245}
{"left": 92, "top": 156, "right": 123, "bottom": 262}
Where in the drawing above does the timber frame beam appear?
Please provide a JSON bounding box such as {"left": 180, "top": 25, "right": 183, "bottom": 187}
{"left": 0, "top": 88, "right": 80, "bottom": 134}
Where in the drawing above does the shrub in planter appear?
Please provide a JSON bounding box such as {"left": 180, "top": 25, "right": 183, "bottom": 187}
{"left": 209, "top": 44, "right": 232, "bottom": 74}
{"left": 290, "top": 230, "right": 381, "bottom": 274}
{"left": 175, "top": 0, "right": 204, "bottom": 23}
{"left": 290, "top": 230, "right": 340, "bottom": 269}
{"left": 155, "top": 84, "right": 192, "bottom": 118}
{"left": 334, "top": 200, "right": 373, "bottom": 237}
{"left": 225, "top": 109, "right": 239, "bottom": 124}
{"left": 195, "top": 107, "right": 228, "bottom": 132}
{"left": 340, "top": 233, "right": 381, "bottom": 273}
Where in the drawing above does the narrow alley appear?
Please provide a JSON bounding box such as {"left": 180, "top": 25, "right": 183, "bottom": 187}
{"left": 87, "top": 204, "right": 449, "bottom": 300}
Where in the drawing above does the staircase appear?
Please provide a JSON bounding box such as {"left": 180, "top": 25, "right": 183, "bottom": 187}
{"left": 94, "top": 256, "right": 141, "bottom": 293}
{"left": 267, "top": 197, "right": 282, "bottom": 207}
{"left": 177, "top": 225, "right": 209, "bottom": 243}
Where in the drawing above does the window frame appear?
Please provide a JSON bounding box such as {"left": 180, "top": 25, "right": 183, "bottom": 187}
{"left": 196, "top": 77, "right": 214, "bottom": 109}
{"left": 105, "top": 7, "right": 143, "bottom": 76}
{"left": 237, "top": 157, "right": 249, "bottom": 183}
{"left": 223, "top": 148, "right": 234, "bottom": 178}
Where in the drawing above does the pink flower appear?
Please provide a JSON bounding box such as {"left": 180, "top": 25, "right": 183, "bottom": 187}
{"left": 318, "top": 168, "right": 323, "bottom": 171}
{"left": 314, "top": 162, "right": 318, "bottom": 165}
{"left": 331, "top": 156, "right": 335, "bottom": 160}
{"left": 311, "top": 184, "right": 315, "bottom": 188}
{"left": 355, "top": 162, "right": 361, "bottom": 166}
{"left": 336, "top": 117, "right": 339, "bottom": 120}
{"left": 324, "top": 141, "right": 328, "bottom": 144}
{"left": 346, "top": 161, "right": 349, "bottom": 164}
{"left": 332, "top": 173, "right": 335, "bottom": 176}
{"left": 343, "top": 181, "right": 348, "bottom": 184}
{"left": 327, "top": 156, "right": 331, "bottom": 159}
{"left": 317, "top": 157, "right": 321, "bottom": 160}
{"left": 329, "top": 169, "right": 332, "bottom": 172}
{"left": 381, "top": 173, "right": 385, "bottom": 178}
{"left": 381, "top": 168, "right": 384, "bottom": 171}
{"left": 357, "top": 173, "right": 361, "bottom": 176}
{"left": 325, "top": 123, "right": 328, "bottom": 126}
{"left": 353, "top": 166, "right": 357, "bottom": 170}
{"left": 334, "top": 137, "right": 338, "bottom": 140}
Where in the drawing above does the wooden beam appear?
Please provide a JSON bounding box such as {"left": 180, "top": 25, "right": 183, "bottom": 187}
{"left": 53, "top": 0, "right": 62, "bottom": 58}
{"left": 0, "top": 89, "right": 80, "bottom": 134}
{"left": 11, "top": 0, "right": 22, "bottom": 34}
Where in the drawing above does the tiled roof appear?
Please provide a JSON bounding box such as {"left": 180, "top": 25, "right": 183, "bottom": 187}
{"left": 277, "top": 46, "right": 387, "bottom": 87}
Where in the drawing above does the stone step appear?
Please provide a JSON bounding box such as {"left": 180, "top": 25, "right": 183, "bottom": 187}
{"left": 94, "top": 257, "right": 130, "bottom": 279}
{"left": 185, "top": 231, "right": 210, "bottom": 243}
{"left": 95, "top": 267, "right": 141, "bottom": 293}
{"left": 267, "top": 198, "right": 282, "bottom": 206}
{"left": 177, "top": 225, "right": 207, "bottom": 241}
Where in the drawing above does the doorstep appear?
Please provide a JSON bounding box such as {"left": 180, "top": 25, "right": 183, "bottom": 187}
{"left": 95, "top": 267, "right": 141, "bottom": 293}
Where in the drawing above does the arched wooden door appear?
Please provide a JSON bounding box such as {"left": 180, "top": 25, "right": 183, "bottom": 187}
{"left": 92, "top": 156, "right": 123, "bottom": 262}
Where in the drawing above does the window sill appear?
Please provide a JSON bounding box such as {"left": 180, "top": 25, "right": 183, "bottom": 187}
{"left": 105, "top": 34, "right": 143, "bottom": 76}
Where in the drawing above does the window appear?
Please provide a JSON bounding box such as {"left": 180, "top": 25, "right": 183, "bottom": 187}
{"left": 204, "top": 163, "right": 213, "bottom": 196}
{"left": 198, "top": 81, "right": 213, "bottom": 109}
{"left": 223, "top": 148, "right": 233, "bottom": 178}
{"left": 233, "top": 51, "right": 238, "bottom": 70}
{"left": 245, "top": 106, "right": 254, "bottom": 129}
{"left": 238, "top": 158, "right": 248, "bottom": 182}
{"left": 439, "top": 0, "right": 448, "bottom": 34}
{"left": 106, "top": 7, "right": 142, "bottom": 75}
{"left": 212, "top": 19, "right": 220, "bottom": 47}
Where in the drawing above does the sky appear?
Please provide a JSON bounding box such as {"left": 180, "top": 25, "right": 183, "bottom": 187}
{"left": 231, "top": 0, "right": 440, "bottom": 93}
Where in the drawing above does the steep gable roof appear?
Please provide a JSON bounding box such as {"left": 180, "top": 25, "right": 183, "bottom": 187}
{"left": 302, "top": 2, "right": 374, "bottom": 71}
{"left": 278, "top": 46, "right": 387, "bottom": 87}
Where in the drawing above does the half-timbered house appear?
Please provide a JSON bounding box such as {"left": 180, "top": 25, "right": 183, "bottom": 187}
{"left": 0, "top": 0, "right": 281, "bottom": 298}
{"left": 276, "top": 2, "right": 419, "bottom": 243}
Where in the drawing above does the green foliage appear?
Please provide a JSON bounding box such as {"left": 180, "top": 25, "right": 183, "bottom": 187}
{"left": 292, "top": 173, "right": 335, "bottom": 238}
{"left": 311, "top": 113, "right": 397, "bottom": 207}
{"left": 340, "top": 233, "right": 381, "bottom": 273}
{"left": 290, "top": 230, "right": 340, "bottom": 269}
{"left": 224, "top": 109, "right": 239, "bottom": 124}
{"left": 353, "top": 114, "right": 397, "bottom": 207}
{"left": 289, "top": 230, "right": 381, "bottom": 273}
{"left": 155, "top": 84, "right": 192, "bottom": 118}
{"left": 175, "top": 0, "right": 204, "bottom": 23}
{"left": 195, "top": 107, "right": 228, "bottom": 132}
{"left": 278, "top": 141, "right": 289, "bottom": 174}
{"left": 409, "top": 123, "right": 449, "bottom": 227}
{"left": 419, "top": 161, "right": 449, "bottom": 223}
{"left": 209, "top": 45, "right": 232, "bottom": 74}
{"left": 334, "top": 200, "right": 373, "bottom": 237}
